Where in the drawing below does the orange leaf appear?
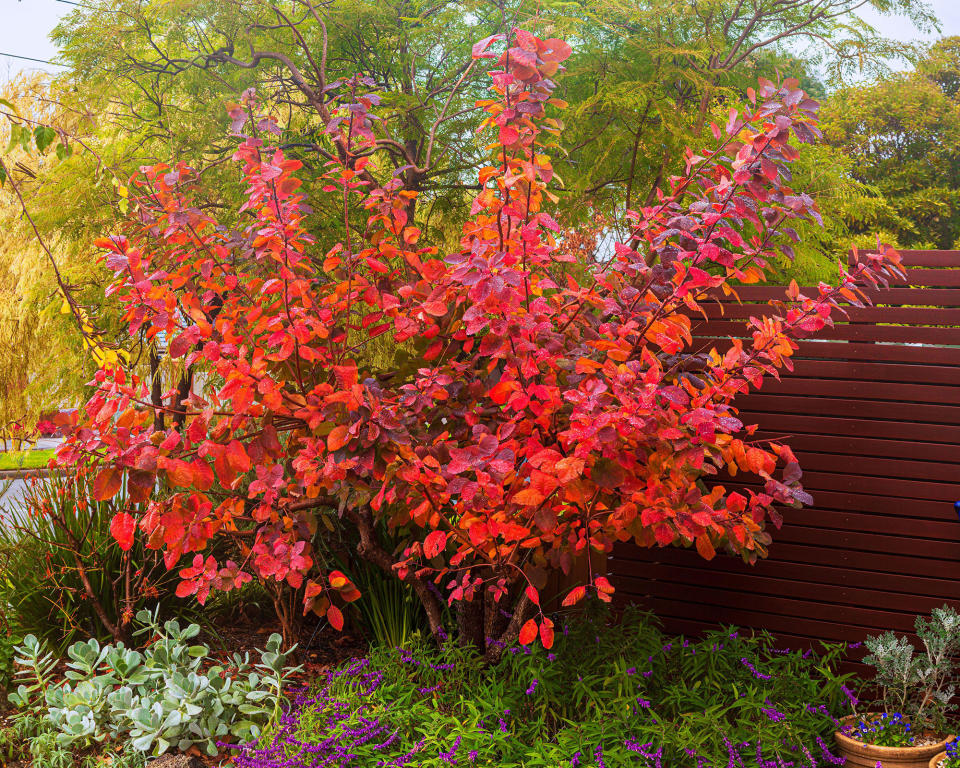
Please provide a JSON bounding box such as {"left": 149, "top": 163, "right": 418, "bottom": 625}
{"left": 562, "top": 586, "right": 586, "bottom": 607}
{"left": 594, "top": 576, "right": 614, "bottom": 594}
{"left": 525, "top": 585, "right": 540, "bottom": 605}
{"left": 167, "top": 460, "right": 194, "bottom": 488}
{"left": 513, "top": 487, "right": 545, "bottom": 507}
{"left": 488, "top": 380, "right": 513, "bottom": 405}
{"left": 422, "top": 300, "right": 447, "bottom": 317}
{"left": 92, "top": 467, "right": 123, "bottom": 501}
{"left": 518, "top": 618, "right": 538, "bottom": 646}
{"left": 695, "top": 534, "right": 716, "bottom": 560}
{"left": 328, "top": 425, "right": 349, "bottom": 451}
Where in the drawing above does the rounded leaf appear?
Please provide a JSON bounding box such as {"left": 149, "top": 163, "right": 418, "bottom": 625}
{"left": 518, "top": 618, "right": 538, "bottom": 646}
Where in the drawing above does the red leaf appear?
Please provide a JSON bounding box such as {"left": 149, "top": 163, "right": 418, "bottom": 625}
{"left": 541, "top": 38, "right": 572, "bottom": 63}
{"left": 92, "top": 467, "right": 123, "bottom": 501}
{"left": 539, "top": 617, "right": 555, "bottom": 649}
{"left": 472, "top": 33, "right": 504, "bottom": 60}
{"left": 423, "top": 530, "right": 447, "bottom": 559}
{"left": 422, "top": 300, "right": 447, "bottom": 317}
{"left": 127, "top": 469, "right": 155, "bottom": 503}
{"left": 525, "top": 585, "right": 540, "bottom": 605}
{"left": 327, "top": 605, "right": 344, "bottom": 631}
{"left": 110, "top": 512, "right": 136, "bottom": 551}
{"left": 329, "top": 570, "right": 349, "bottom": 589}
{"left": 518, "top": 618, "right": 538, "bottom": 646}
{"left": 499, "top": 126, "right": 520, "bottom": 145}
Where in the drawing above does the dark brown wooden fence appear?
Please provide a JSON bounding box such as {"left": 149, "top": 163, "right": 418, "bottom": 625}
{"left": 611, "top": 250, "right": 960, "bottom": 649}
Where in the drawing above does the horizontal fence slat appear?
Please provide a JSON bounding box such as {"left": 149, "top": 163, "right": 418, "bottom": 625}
{"left": 614, "top": 546, "right": 960, "bottom": 599}
{"left": 902, "top": 268, "right": 960, "bottom": 286}
{"left": 724, "top": 287, "right": 960, "bottom": 306}
{"left": 769, "top": 360, "right": 960, "bottom": 385}
{"left": 741, "top": 413, "right": 960, "bottom": 444}
{"left": 752, "top": 432, "right": 960, "bottom": 464}
{"left": 617, "top": 564, "right": 954, "bottom": 614}
{"left": 755, "top": 377, "right": 960, "bottom": 406}
{"left": 732, "top": 468, "right": 960, "bottom": 501}
{"left": 783, "top": 452, "right": 960, "bottom": 483}
{"left": 638, "top": 580, "right": 923, "bottom": 633}
{"left": 733, "top": 394, "right": 960, "bottom": 424}
{"left": 794, "top": 510, "right": 960, "bottom": 539}
{"left": 889, "top": 250, "right": 960, "bottom": 267}
{"left": 771, "top": 524, "right": 960, "bottom": 558}
{"left": 695, "top": 321, "right": 960, "bottom": 345}
{"left": 701, "top": 304, "right": 960, "bottom": 326}
{"left": 638, "top": 598, "right": 906, "bottom": 643}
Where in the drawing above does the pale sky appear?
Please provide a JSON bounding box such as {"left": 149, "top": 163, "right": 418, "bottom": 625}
{"left": 0, "top": 0, "right": 959, "bottom": 82}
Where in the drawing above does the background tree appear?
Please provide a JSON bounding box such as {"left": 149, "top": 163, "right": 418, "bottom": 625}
{"left": 0, "top": 0, "right": 938, "bottom": 427}
{"left": 821, "top": 36, "right": 960, "bottom": 250}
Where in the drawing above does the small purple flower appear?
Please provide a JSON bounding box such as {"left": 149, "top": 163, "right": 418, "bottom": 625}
{"left": 761, "top": 706, "right": 786, "bottom": 723}
{"left": 841, "top": 684, "right": 859, "bottom": 707}
{"left": 740, "top": 658, "right": 772, "bottom": 680}
{"left": 526, "top": 679, "right": 538, "bottom": 695}
{"left": 594, "top": 744, "right": 607, "bottom": 768}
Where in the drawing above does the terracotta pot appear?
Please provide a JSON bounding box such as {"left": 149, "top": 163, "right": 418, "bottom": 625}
{"left": 929, "top": 752, "right": 946, "bottom": 768}
{"left": 834, "top": 715, "right": 954, "bottom": 768}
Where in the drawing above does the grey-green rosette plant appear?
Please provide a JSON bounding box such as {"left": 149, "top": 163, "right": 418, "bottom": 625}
{"left": 8, "top": 608, "right": 300, "bottom": 756}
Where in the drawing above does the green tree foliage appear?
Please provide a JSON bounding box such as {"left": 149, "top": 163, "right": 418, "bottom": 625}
{"left": 822, "top": 36, "right": 960, "bottom": 251}
{"left": 0, "top": 0, "right": 941, "bottom": 421}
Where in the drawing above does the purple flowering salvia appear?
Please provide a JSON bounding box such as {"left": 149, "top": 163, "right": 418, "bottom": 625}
{"left": 594, "top": 744, "right": 607, "bottom": 768}
{"left": 741, "top": 658, "right": 773, "bottom": 680}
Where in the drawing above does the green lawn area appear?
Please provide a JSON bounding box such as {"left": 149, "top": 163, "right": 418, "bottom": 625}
{"left": 0, "top": 448, "right": 56, "bottom": 470}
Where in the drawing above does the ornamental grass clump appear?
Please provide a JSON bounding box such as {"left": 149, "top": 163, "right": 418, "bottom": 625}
{"left": 846, "top": 605, "right": 960, "bottom": 741}
{"left": 226, "top": 609, "right": 854, "bottom": 768}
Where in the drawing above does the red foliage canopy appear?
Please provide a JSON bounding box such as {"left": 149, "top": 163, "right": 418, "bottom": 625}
{"left": 59, "top": 30, "right": 900, "bottom": 649}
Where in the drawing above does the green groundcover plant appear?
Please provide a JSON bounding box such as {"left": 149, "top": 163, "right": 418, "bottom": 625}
{"left": 8, "top": 609, "right": 300, "bottom": 758}
{"left": 229, "top": 608, "right": 855, "bottom": 767}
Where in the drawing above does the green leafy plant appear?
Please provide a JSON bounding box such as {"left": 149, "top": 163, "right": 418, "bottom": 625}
{"left": 231, "top": 608, "right": 855, "bottom": 767}
{"left": 8, "top": 609, "right": 301, "bottom": 757}
{"left": 0, "top": 620, "right": 19, "bottom": 694}
{"left": 848, "top": 712, "right": 915, "bottom": 747}
{"left": 856, "top": 605, "right": 960, "bottom": 737}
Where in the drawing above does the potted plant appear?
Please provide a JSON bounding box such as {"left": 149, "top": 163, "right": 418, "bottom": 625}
{"left": 835, "top": 605, "right": 959, "bottom": 768}
{"left": 930, "top": 738, "right": 959, "bottom": 768}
